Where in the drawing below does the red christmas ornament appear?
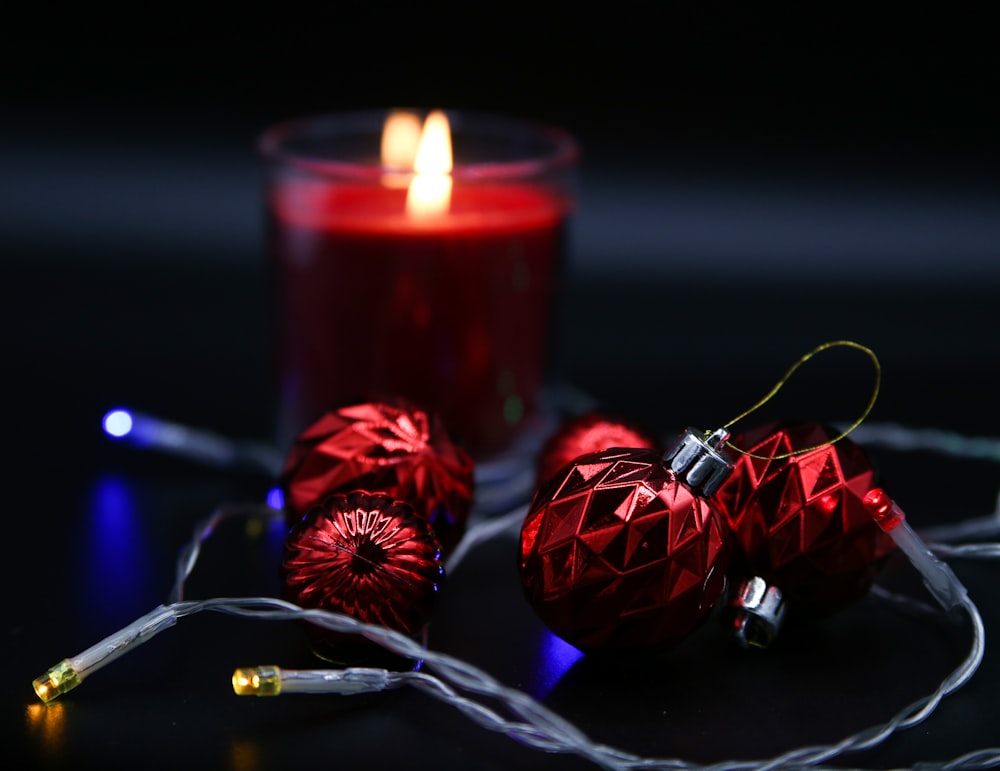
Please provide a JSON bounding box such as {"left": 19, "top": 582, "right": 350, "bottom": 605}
{"left": 519, "top": 430, "right": 733, "bottom": 651}
{"left": 536, "top": 411, "right": 659, "bottom": 485}
{"left": 714, "top": 421, "right": 891, "bottom": 645}
{"left": 280, "top": 399, "right": 474, "bottom": 553}
{"left": 283, "top": 490, "right": 444, "bottom": 662}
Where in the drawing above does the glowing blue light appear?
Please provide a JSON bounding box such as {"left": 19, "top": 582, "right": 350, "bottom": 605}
{"left": 266, "top": 487, "right": 285, "bottom": 510}
{"left": 86, "top": 475, "right": 149, "bottom": 622}
{"left": 532, "top": 630, "right": 585, "bottom": 698}
{"left": 103, "top": 409, "right": 134, "bottom": 438}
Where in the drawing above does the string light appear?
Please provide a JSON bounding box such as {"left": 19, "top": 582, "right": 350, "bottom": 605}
{"left": 224, "top": 506, "right": 990, "bottom": 771}
{"left": 102, "top": 409, "right": 133, "bottom": 438}
{"left": 231, "top": 666, "right": 390, "bottom": 696}
{"left": 97, "top": 391, "right": 566, "bottom": 517}
{"left": 33, "top": 605, "right": 178, "bottom": 703}
{"left": 265, "top": 487, "right": 285, "bottom": 511}
{"left": 101, "top": 407, "right": 283, "bottom": 476}
{"left": 41, "top": 395, "right": 1000, "bottom": 767}
{"left": 31, "top": 470, "right": 1000, "bottom": 768}
{"left": 849, "top": 422, "right": 1000, "bottom": 463}
{"left": 864, "top": 488, "right": 968, "bottom": 610}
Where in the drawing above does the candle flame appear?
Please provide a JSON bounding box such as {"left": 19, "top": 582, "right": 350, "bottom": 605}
{"left": 406, "top": 110, "right": 453, "bottom": 216}
{"left": 412, "top": 111, "right": 453, "bottom": 175}
{"left": 381, "top": 111, "right": 423, "bottom": 170}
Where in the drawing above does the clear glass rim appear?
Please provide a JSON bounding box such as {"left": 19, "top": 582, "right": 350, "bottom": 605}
{"left": 258, "top": 110, "right": 580, "bottom": 182}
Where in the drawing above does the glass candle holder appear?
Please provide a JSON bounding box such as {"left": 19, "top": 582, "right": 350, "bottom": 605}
{"left": 261, "top": 110, "right": 578, "bottom": 458}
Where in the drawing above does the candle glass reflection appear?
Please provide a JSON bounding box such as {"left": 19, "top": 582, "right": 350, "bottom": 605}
{"left": 260, "top": 111, "right": 578, "bottom": 458}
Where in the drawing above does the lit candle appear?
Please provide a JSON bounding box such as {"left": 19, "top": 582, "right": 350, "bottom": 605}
{"left": 262, "top": 110, "right": 578, "bottom": 456}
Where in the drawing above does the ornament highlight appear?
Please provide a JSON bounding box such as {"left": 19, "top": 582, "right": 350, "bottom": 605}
{"left": 519, "top": 429, "right": 732, "bottom": 651}
{"left": 283, "top": 490, "right": 444, "bottom": 662}
{"left": 280, "top": 399, "right": 474, "bottom": 553}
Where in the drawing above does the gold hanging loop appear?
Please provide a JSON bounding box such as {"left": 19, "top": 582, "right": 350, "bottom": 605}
{"left": 721, "top": 340, "right": 881, "bottom": 461}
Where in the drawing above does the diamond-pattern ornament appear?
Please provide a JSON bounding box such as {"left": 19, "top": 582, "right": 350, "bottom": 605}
{"left": 280, "top": 399, "right": 474, "bottom": 553}
{"left": 715, "top": 422, "right": 889, "bottom": 615}
{"left": 283, "top": 490, "right": 444, "bottom": 662}
{"left": 519, "top": 447, "right": 730, "bottom": 651}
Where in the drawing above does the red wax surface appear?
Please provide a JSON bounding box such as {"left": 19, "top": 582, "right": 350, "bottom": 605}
{"left": 270, "top": 178, "right": 568, "bottom": 456}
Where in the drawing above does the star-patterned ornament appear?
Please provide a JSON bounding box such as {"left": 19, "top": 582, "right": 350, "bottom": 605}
{"left": 283, "top": 490, "right": 444, "bottom": 662}
{"left": 280, "top": 398, "right": 474, "bottom": 553}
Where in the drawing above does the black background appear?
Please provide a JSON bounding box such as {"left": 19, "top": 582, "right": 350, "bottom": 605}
{"left": 4, "top": 5, "right": 1000, "bottom": 769}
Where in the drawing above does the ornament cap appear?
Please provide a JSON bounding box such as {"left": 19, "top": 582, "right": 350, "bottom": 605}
{"left": 726, "top": 576, "right": 787, "bottom": 649}
{"left": 663, "top": 427, "right": 734, "bottom": 497}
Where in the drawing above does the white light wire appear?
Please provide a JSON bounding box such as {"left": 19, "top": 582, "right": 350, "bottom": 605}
{"left": 848, "top": 423, "right": 1000, "bottom": 463}
{"left": 63, "top": 492, "right": 989, "bottom": 771}
{"left": 445, "top": 505, "right": 529, "bottom": 573}
{"left": 942, "top": 749, "right": 1000, "bottom": 771}
{"left": 696, "top": 595, "right": 987, "bottom": 771}
{"left": 932, "top": 543, "right": 1000, "bottom": 559}
{"left": 109, "top": 587, "right": 988, "bottom": 771}
{"left": 921, "top": 486, "right": 1000, "bottom": 543}
{"left": 61, "top": 416, "right": 1000, "bottom": 768}
{"left": 169, "top": 503, "right": 277, "bottom": 604}
{"left": 847, "top": 423, "right": 1000, "bottom": 545}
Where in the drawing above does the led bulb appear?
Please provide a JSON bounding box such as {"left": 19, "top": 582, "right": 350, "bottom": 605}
{"left": 31, "top": 604, "right": 178, "bottom": 703}
{"left": 863, "top": 487, "right": 968, "bottom": 610}
{"left": 103, "top": 409, "right": 134, "bottom": 438}
{"left": 231, "top": 666, "right": 392, "bottom": 696}
{"left": 32, "top": 660, "right": 81, "bottom": 704}
{"left": 232, "top": 666, "right": 281, "bottom": 696}
{"left": 863, "top": 487, "right": 905, "bottom": 531}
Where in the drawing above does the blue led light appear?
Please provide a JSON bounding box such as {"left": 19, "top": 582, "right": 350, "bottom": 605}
{"left": 531, "top": 630, "right": 584, "bottom": 698}
{"left": 266, "top": 487, "right": 285, "bottom": 511}
{"left": 86, "top": 474, "right": 149, "bottom": 622}
{"left": 103, "top": 409, "right": 134, "bottom": 438}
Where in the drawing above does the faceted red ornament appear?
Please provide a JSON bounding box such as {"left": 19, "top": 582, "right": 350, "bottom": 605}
{"left": 280, "top": 399, "right": 474, "bottom": 553}
{"left": 519, "top": 447, "right": 729, "bottom": 651}
{"left": 536, "top": 412, "right": 659, "bottom": 485}
{"left": 714, "top": 421, "right": 890, "bottom": 615}
{"left": 283, "top": 490, "right": 444, "bottom": 661}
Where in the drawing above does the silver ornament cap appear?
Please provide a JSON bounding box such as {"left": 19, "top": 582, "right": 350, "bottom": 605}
{"left": 727, "top": 576, "right": 787, "bottom": 649}
{"left": 663, "top": 427, "right": 735, "bottom": 497}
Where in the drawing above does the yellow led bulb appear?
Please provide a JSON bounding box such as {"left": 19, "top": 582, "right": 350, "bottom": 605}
{"left": 232, "top": 666, "right": 281, "bottom": 696}
{"left": 33, "top": 660, "right": 82, "bottom": 704}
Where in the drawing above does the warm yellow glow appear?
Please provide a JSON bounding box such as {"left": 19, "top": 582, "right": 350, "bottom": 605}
{"left": 230, "top": 739, "right": 261, "bottom": 771}
{"left": 406, "top": 110, "right": 453, "bottom": 216}
{"left": 231, "top": 666, "right": 281, "bottom": 696}
{"left": 407, "top": 175, "right": 453, "bottom": 216}
{"left": 26, "top": 701, "right": 66, "bottom": 749}
{"left": 381, "top": 110, "right": 423, "bottom": 170}
{"left": 26, "top": 703, "right": 46, "bottom": 722}
{"left": 232, "top": 671, "right": 252, "bottom": 693}
{"left": 413, "top": 111, "right": 453, "bottom": 175}
{"left": 32, "top": 660, "right": 81, "bottom": 704}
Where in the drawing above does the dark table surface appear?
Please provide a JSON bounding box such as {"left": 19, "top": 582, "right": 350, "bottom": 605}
{"left": 6, "top": 208, "right": 1000, "bottom": 769}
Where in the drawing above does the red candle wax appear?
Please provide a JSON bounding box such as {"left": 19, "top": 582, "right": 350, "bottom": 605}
{"left": 269, "top": 178, "right": 569, "bottom": 456}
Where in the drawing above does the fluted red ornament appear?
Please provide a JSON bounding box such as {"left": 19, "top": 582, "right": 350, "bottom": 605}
{"left": 519, "top": 430, "right": 733, "bottom": 652}
{"left": 280, "top": 399, "right": 474, "bottom": 553}
{"left": 714, "top": 422, "right": 891, "bottom": 644}
{"left": 283, "top": 490, "right": 444, "bottom": 662}
{"left": 536, "top": 412, "right": 659, "bottom": 485}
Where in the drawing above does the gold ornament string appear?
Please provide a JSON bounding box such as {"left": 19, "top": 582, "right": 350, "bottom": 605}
{"left": 721, "top": 339, "right": 881, "bottom": 461}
